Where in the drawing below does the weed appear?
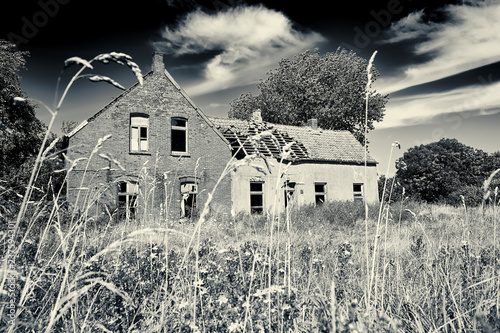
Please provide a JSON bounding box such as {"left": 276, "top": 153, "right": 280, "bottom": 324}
{"left": 2, "top": 51, "right": 500, "bottom": 332}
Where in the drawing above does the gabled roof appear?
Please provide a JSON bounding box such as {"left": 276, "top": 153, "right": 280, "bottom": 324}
{"left": 67, "top": 71, "right": 152, "bottom": 138}
{"left": 66, "top": 57, "right": 230, "bottom": 147}
{"left": 209, "top": 117, "right": 377, "bottom": 164}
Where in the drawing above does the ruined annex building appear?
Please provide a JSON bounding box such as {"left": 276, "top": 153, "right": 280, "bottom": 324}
{"left": 65, "top": 53, "right": 379, "bottom": 220}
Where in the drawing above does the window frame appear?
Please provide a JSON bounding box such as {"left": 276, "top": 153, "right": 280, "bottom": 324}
{"left": 130, "top": 114, "right": 149, "bottom": 153}
{"left": 118, "top": 181, "right": 139, "bottom": 220}
{"left": 180, "top": 180, "right": 198, "bottom": 219}
{"left": 353, "top": 183, "right": 364, "bottom": 203}
{"left": 250, "top": 181, "right": 264, "bottom": 214}
{"left": 171, "top": 117, "right": 188, "bottom": 155}
{"left": 314, "top": 182, "right": 327, "bottom": 206}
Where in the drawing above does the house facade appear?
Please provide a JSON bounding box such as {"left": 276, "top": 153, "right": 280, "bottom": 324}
{"left": 65, "top": 52, "right": 379, "bottom": 221}
{"left": 211, "top": 116, "right": 379, "bottom": 214}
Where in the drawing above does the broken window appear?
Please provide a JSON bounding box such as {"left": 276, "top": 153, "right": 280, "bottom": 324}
{"left": 353, "top": 183, "right": 364, "bottom": 203}
{"left": 118, "top": 181, "right": 138, "bottom": 220}
{"left": 315, "top": 182, "right": 327, "bottom": 205}
{"left": 171, "top": 117, "right": 187, "bottom": 154}
{"left": 130, "top": 114, "right": 149, "bottom": 152}
{"left": 180, "top": 181, "right": 197, "bottom": 218}
{"left": 250, "top": 181, "right": 264, "bottom": 214}
{"left": 284, "top": 181, "right": 296, "bottom": 208}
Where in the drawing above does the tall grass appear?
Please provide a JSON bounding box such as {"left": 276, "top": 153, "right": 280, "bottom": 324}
{"left": 2, "top": 52, "right": 500, "bottom": 332}
{"left": 4, "top": 170, "right": 500, "bottom": 332}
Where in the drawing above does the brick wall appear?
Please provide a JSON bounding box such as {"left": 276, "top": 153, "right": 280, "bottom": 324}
{"left": 66, "top": 53, "right": 233, "bottom": 221}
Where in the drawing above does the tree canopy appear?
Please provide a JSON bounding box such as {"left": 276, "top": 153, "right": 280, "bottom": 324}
{"left": 229, "top": 48, "right": 388, "bottom": 144}
{"left": 0, "top": 40, "right": 46, "bottom": 197}
{"left": 395, "top": 138, "right": 500, "bottom": 206}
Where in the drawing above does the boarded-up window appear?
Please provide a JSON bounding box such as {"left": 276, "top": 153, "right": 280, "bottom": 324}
{"left": 315, "top": 183, "right": 327, "bottom": 205}
{"left": 130, "top": 115, "right": 149, "bottom": 152}
{"left": 171, "top": 118, "right": 187, "bottom": 154}
{"left": 250, "top": 181, "right": 264, "bottom": 214}
{"left": 118, "top": 181, "right": 138, "bottom": 220}
{"left": 353, "top": 183, "right": 364, "bottom": 203}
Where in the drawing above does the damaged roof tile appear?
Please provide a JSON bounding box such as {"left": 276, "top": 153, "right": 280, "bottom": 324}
{"left": 209, "top": 117, "right": 377, "bottom": 164}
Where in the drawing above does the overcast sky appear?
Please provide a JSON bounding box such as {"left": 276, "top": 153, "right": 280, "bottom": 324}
{"left": 2, "top": 0, "right": 500, "bottom": 176}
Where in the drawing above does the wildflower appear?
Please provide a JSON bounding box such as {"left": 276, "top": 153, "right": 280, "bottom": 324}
{"left": 177, "top": 300, "right": 189, "bottom": 309}
{"left": 217, "top": 294, "right": 228, "bottom": 305}
{"left": 228, "top": 322, "right": 242, "bottom": 332}
{"left": 189, "top": 323, "right": 200, "bottom": 333}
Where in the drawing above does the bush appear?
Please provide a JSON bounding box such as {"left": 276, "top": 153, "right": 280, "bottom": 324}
{"left": 291, "top": 201, "right": 370, "bottom": 230}
{"left": 319, "top": 201, "right": 367, "bottom": 226}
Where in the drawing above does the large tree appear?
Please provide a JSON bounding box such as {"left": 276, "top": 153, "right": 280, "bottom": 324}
{"left": 395, "top": 138, "right": 499, "bottom": 206}
{"left": 0, "top": 40, "right": 45, "bottom": 198}
{"left": 229, "top": 48, "right": 388, "bottom": 144}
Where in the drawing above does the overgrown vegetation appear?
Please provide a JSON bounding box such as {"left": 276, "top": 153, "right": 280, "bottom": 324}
{"left": 380, "top": 138, "right": 500, "bottom": 207}
{"left": 2, "top": 190, "right": 500, "bottom": 332}
{"left": 0, "top": 40, "right": 49, "bottom": 211}
{"left": 2, "top": 45, "right": 499, "bottom": 332}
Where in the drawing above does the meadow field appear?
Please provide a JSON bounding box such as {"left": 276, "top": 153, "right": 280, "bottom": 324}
{"left": 2, "top": 49, "right": 499, "bottom": 332}
{"left": 2, "top": 192, "right": 499, "bottom": 332}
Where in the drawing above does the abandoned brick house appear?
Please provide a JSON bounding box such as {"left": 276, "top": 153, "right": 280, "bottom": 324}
{"left": 65, "top": 52, "right": 379, "bottom": 220}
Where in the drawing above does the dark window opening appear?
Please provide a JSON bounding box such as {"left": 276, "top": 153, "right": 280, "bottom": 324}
{"left": 315, "top": 195, "right": 325, "bottom": 205}
{"left": 315, "top": 184, "right": 324, "bottom": 193}
{"left": 118, "top": 182, "right": 138, "bottom": 220}
{"left": 250, "top": 182, "right": 263, "bottom": 192}
{"left": 284, "top": 181, "right": 296, "bottom": 208}
{"left": 315, "top": 183, "right": 326, "bottom": 206}
{"left": 354, "top": 183, "right": 364, "bottom": 203}
{"left": 250, "top": 181, "right": 264, "bottom": 214}
{"left": 171, "top": 118, "right": 187, "bottom": 154}
{"left": 172, "top": 118, "right": 186, "bottom": 127}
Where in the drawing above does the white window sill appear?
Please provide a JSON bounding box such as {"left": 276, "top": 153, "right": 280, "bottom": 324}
{"left": 171, "top": 152, "right": 190, "bottom": 157}
{"left": 130, "top": 151, "right": 151, "bottom": 155}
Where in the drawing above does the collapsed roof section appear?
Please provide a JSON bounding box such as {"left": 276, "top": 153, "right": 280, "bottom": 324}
{"left": 211, "top": 117, "right": 309, "bottom": 160}
{"left": 210, "top": 117, "right": 377, "bottom": 165}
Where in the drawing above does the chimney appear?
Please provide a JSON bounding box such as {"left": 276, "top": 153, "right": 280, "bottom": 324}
{"left": 252, "top": 109, "right": 262, "bottom": 123}
{"left": 152, "top": 51, "right": 165, "bottom": 73}
{"left": 307, "top": 118, "right": 318, "bottom": 130}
